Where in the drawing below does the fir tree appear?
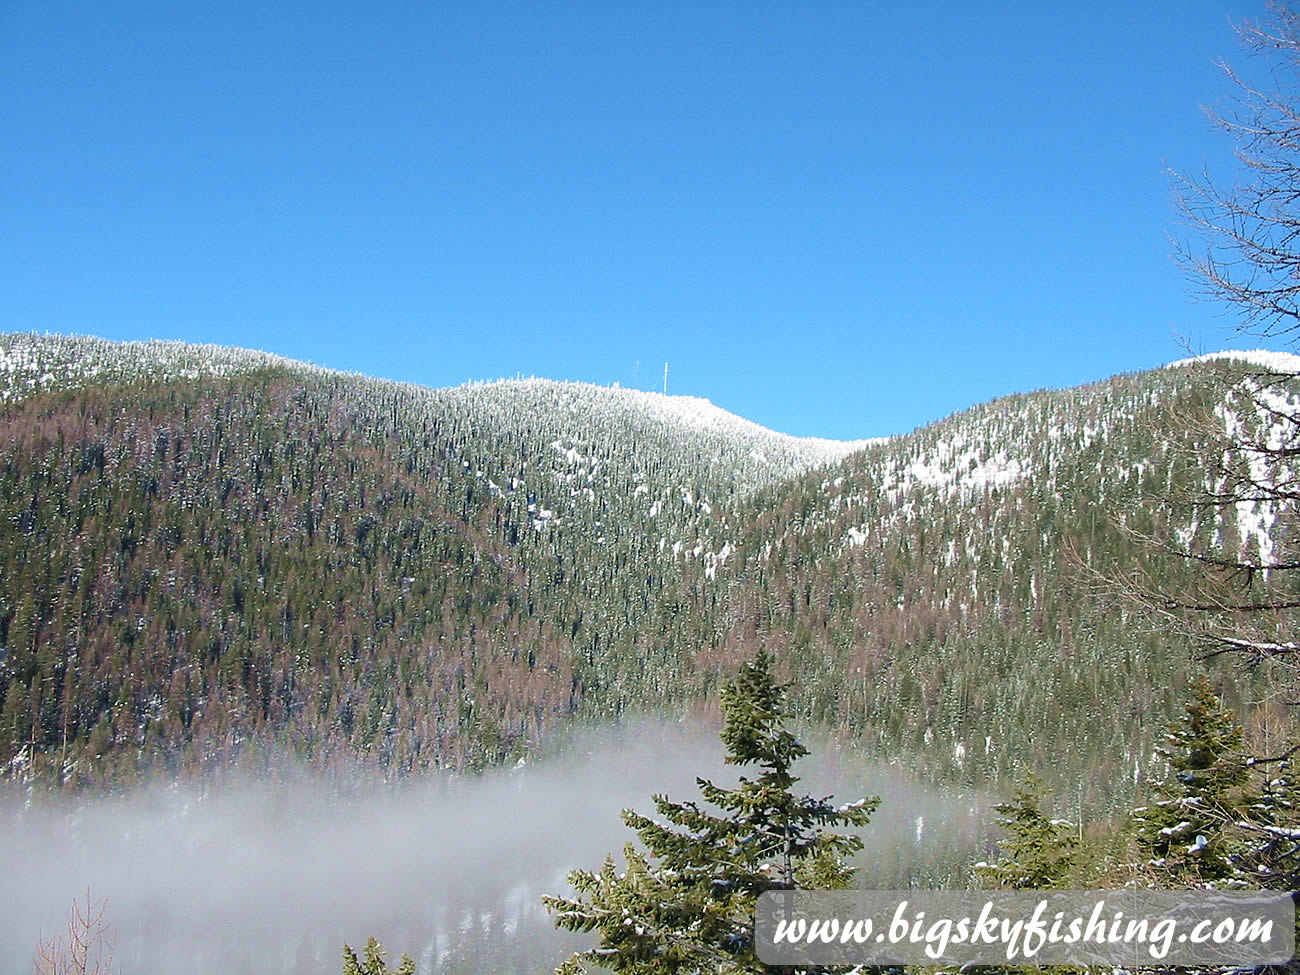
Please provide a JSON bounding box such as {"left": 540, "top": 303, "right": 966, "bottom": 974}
{"left": 542, "top": 649, "right": 877, "bottom": 974}
{"left": 1133, "top": 675, "right": 1254, "bottom": 885}
{"left": 340, "top": 937, "right": 414, "bottom": 975}
{"left": 975, "top": 774, "right": 1077, "bottom": 890}
{"left": 1238, "top": 758, "right": 1300, "bottom": 890}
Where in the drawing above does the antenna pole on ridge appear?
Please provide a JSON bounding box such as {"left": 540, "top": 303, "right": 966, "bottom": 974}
{"left": 663, "top": 362, "right": 669, "bottom": 395}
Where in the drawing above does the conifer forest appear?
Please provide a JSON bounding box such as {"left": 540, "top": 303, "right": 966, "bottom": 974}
{"left": 11, "top": 3, "right": 1300, "bottom": 974}
{"left": 3, "top": 330, "right": 1300, "bottom": 972}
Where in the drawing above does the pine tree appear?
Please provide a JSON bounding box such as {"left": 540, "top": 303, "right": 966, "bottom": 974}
{"left": 975, "top": 774, "right": 1077, "bottom": 890}
{"left": 542, "top": 649, "right": 877, "bottom": 974}
{"left": 1133, "top": 675, "right": 1254, "bottom": 885}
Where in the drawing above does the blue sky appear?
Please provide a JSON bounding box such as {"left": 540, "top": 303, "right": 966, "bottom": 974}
{"left": 0, "top": 1, "right": 1277, "bottom": 439}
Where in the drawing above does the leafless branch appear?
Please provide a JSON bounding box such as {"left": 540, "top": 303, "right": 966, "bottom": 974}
{"left": 33, "top": 890, "right": 115, "bottom": 975}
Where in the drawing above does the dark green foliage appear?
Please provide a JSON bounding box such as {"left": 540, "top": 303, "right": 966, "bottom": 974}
{"left": 542, "top": 649, "right": 876, "bottom": 973}
{"left": 341, "top": 937, "right": 414, "bottom": 975}
{"left": 976, "top": 775, "right": 1077, "bottom": 890}
{"left": 1133, "top": 675, "right": 1255, "bottom": 884}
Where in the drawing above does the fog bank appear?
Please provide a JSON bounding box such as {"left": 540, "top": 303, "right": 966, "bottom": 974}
{"left": 1, "top": 721, "right": 993, "bottom": 974}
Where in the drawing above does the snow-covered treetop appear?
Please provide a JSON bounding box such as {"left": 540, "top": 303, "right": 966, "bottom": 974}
{"left": 0, "top": 332, "right": 340, "bottom": 400}
{"left": 1165, "top": 349, "right": 1300, "bottom": 373}
{"left": 443, "top": 377, "right": 877, "bottom": 471}
{"left": 0, "top": 333, "right": 870, "bottom": 506}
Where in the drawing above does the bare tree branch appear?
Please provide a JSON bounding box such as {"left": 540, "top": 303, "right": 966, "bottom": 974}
{"left": 33, "top": 890, "right": 115, "bottom": 975}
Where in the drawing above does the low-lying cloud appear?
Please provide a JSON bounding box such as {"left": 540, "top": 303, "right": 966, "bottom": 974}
{"left": 1, "top": 720, "right": 993, "bottom": 974}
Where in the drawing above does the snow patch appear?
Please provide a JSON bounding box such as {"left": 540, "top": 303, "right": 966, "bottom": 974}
{"left": 1167, "top": 349, "right": 1300, "bottom": 373}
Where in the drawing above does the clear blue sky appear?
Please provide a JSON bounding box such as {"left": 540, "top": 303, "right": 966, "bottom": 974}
{"left": 0, "top": 1, "right": 1277, "bottom": 439}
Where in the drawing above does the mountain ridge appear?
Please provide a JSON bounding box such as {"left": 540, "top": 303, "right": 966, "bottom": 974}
{"left": 0, "top": 332, "right": 873, "bottom": 462}
{"left": 0, "top": 333, "right": 1291, "bottom": 810}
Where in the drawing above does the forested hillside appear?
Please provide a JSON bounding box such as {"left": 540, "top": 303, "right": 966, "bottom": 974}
{"left": 0, "top": 334, "right": 866, "bottom": 784}
{"left": 0, "top": 334, "right": 1290, "bottom": 812}
{"left": 719, "top": 355, "right": 1296, "bottom": 806}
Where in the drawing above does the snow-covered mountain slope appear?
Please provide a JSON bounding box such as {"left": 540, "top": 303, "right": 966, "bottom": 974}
{"left": 698, "top": 352, "right": 1300, "bottom": 797}
{"left": 0, "top": 333, "right": 330, "bottom": 398}
{"left": 444, "top": 376, "right": 877, "bottom": 472}
{"left": 0, "top": 332, "right": 879, "bottom": 647}
{"left": 0, "top": 333, "right": 867, "bottom": 491}
{"left": 1, "top": 333, "right": 1297, "bottom": 805}
{"left": 777, "top": 353, "right": 1298, "bottom": 562}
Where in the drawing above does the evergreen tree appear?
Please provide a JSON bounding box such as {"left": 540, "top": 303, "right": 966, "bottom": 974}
{"left": 1237, "top": 756, "right": 1300, "bottom": 890}
{"left": 1133, "top": 675, "right": 1254, "bottom": 885}
{"left": 340, "top": 937, "right": 414, "bottom": 975}
{"left": 542, "top": 649, "right": 877, "bottom": 974}
{"left": 975, "top": 774, "right": 1077, "bottom": 889}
